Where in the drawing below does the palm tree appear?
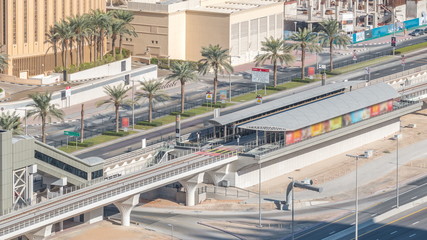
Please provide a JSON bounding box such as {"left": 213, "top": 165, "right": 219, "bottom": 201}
{"left": 27, "top": 92, "right": 64, "bottom": 143}
{"left": 0, "top": 51, "right": 7, "bottom": 72}
{"left": 254, "top": 37, "right": 295, "bottom": 87}
{"left": 198, "top": 44, "right": 233, "bottom": 104}
{"left": 136, "top": 80, "right": 170, "bottom": 123}
{"left": 0, "top": 111, "right": 22, "bottom": 135}
{"left": 166, "top": 62, "right": 198, "bottom": 113}
{"left": 45, "top": 26, "right": 59, "bottom": 68}
{"left": 318, "top": 19, "right": 351, "bottom": 71}
{"left": 68, "top": 15, "right": 87, "bottom": 66}
{"left": 97, "top": 84, "right": 130, "bottom": 132}
{"left": 91, "top": 10, "right": 111, "bottom": 60}
{"left": 55, "top": 21, "right": 73, "bottom": 68}
{"left": 289, "top": 28, "right": 322, "bottom": 80}
{"left": 109, "top": 19, "right": 126, "bottom": 58}
{"left": 110, "top": 9, "right": 136, "bottom": 55}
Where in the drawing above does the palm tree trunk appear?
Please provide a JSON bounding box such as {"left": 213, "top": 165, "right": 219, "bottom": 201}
{"left": 181, "top": 82, "right": 185, "bottom": 113}
{"left": 41, "top": 116, "right": 46, "bottom": 143}
{"left": 273, "top": 61, "right": 277, "bottom": 87}
{"left": 119, "top": 34, "right": 123, "bottom": 56}
{"left": 112, "top": 35, "right": 116, "bottom": 58}
{"left": 213, "top": 71, "right": 218, "bottom": 104}
{"left": 69, "top": 40, "right": 73, "bottom": 65}
{"left": 100, "top": 30, "right": 104, "bottom": 60}
{"left": 115, "top": 104, "right": 119, "bottom": 132}
{"left": 329, "top": 42, "right": 334, "bottom": 71}
{"left": 61, "top": 42, "right": 66, "bottom": 67}
{"left": 148, "top": 97, "right": 153, "bottom": 123}
{"left": 301, "top": 47, "right": 305, "bottom": 80}
{"left": 53, "top": 42, "right": 58, "bottom": 67}
{"left": 80, "top": 104, "right": 84, "bottom": 143}
{"left": 81, "top": 40, "right": 85, "bottom": 63}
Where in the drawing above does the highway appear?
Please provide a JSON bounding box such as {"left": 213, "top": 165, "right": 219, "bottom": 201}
{"left": 290, "top": 175, "right": 427, "bottom": 240}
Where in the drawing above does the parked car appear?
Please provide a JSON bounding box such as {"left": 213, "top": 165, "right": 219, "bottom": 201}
{"left": 409, "top": 29, "right": 424, "bottom": 36}
{"left": 424, "top": 27, "right": 427, "bottom": 34}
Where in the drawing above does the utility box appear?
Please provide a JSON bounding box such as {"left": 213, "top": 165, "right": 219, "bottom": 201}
{"left": 364, "top": 150, "right": 374, "bottom": 158}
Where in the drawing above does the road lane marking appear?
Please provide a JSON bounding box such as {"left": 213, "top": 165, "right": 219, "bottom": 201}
{"left": 358, "top": 206, "right": 427, "bottom": 238}
{"left": 411, "top": 196, "right": 418, "bottom": 200}
{"left": 371, "top": 213, "right": 378, "bottom": 217}
{"left": 409, "top": 233, "right": 417, "bottom": 238}
{"left": 412, "top": 221, "right": 419, "bottom": 225}
{"left": 390, "top": 231, "right": 398, "bottom": 235}
{"left": 294, "top": 201, "right": 384, "bottom": 239}
{"left": 329, "top": 231, "right": 335, "bottom": 235}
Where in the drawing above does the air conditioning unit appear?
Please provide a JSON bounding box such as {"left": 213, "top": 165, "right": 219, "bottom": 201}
{"left": 220, "top": 180, "right": 230, "bottom": 187}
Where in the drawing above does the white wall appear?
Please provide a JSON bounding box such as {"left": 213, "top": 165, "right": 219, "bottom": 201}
{"left": 234, "top": 121, "right": 400, "bottom": 188}
{"left": 68, "top": 57, "right": 132, "bottom": 82}
{"left": 2, "top": 65, "right": 158, "bottom": 117}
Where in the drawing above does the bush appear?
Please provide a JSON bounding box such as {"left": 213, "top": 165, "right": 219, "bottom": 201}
{"left": 102, "top": 131, "right": 130, "bottom": 137}
{"left": 169, "top": 111, "right": 181, "bottom": 116}
{"left": 182, "top": 111, "right": 196, "bottom": 117}
{"left": 68, "top": 141, "right": 94, "bottom": 147}
{"left": 292, "top": 78, "right": 315, "bottom": 83}
{"left": 137, "top": 121, "right": 162, "bottom": 127}
{"left": 0, "top": 88, "right": 3, "bottom": 93}
{"left": 150, "top": 57, "right": 200, "bottom": 70}
{"left": 266, "top": 86, "right": 286, "bottom": 91}
{"left": 202, "top": 102, "right": 227, "bottom": 108}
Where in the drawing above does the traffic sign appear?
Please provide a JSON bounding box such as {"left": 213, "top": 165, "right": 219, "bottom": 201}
{"left": 318, "top": 64, "right": 326, "bottom": 69}
{"left": 65, "top": 86, "right": 71, "bottom": 97}
{"left": 365, "top": 67, "right": 370, "bottom": 74}
{"left": 401, "top": 55, "right": 406, "bottom": 66}
{"left": 352, "top": 50, "right": 357, "bottom": 61}
{"left": 206, "top": 91, "right": 213, "bottom": 100}
{"left": 256, "top": 95, "right": 262, "bottom": 104}
{"left": 64, "top": 131, "right": 80, "bottom": 137}
{"left": 251, "top": 68, "right": 270, "bottom": 83}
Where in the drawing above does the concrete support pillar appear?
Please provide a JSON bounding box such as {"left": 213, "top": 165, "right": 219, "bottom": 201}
{"left": 27, "top": 165, "right": 37, "bottom": 205}
{"left": 365, "top": 0, "right": 369, "bottom": 13}
{"left": 365, "top": 14, "right": 369, "bottom": 27}
{"left": 373, "top": 12, "right": 378, "bottom": 28}
{"left": 59, "top": 222, "right": 63, "bottom": 232}
{"left": 224, "top": 125, "right": 227, "bottom": 139}
{"left": 256, "top": 130, "right": 259, "bottom": 146}
{"left": 84, "top": 207, "right": 104, "bottom": 224}
{"left": 335, "top": 1, "right": 340, "bottom": 20}
{"left": 113, "top": 194, "right": 140, "bottom": 227}
{"left": 308, "top": 0, "right": 313, "bottom": 21}
{"left": 326, "top": 0, "right": 330, "bottom": 8}
{"left": 320, "top": 3, "right": 325, "bottom": 18}
{"left": 25, "top": 225, "right": 53, "bottom": 240}
{"left": 179, "top": 173, "right": 204, "bottom": 206}
{"left": 263, "top": 131, "right": 267, "bottom": 143}
{"left": 206, "top": 164, "right": 230, "bottom": 186}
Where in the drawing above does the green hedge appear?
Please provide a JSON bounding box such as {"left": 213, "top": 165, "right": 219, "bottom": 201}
{"left": 150, "top": 57, "right": 200, "bottom": 70}
{"left": 266, "top": 86, "right": 286, "bottom": 91}
{"left": 137, "top": 121, "right": 162, "bottom": 127}
{"left": 0, "top": 88, "right": 3, "bottom": 93}
{"left": 292, "top": 78, "right": 316, "bottom": 83}
{"left": 68, "top": 141, "right": 94, "bottom": 147}
{"left": 202, "top": 102, "right": 227, "bottom": 108}
{"left": 169, "top": 111, "right": 197, "bottom": 117}
{"left": 102, "top": 131, "right": 130, "bottom": 137}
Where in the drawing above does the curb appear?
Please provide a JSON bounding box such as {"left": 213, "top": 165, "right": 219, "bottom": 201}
{"left": 353, "top": 37, "right": 413, "bottom": 47}
{"left": 28, "top": 119, "right": 79, "bottom": 127}
{"left": 324, "top": 195, "right": 427, "bottom": 240}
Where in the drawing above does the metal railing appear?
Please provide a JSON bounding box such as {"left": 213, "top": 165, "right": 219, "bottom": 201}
{"left": 0, "top": 150, "right": 238, "bottom": 237}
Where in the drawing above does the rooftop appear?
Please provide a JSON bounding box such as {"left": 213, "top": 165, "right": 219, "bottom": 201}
{"left": 238, "top": 83, "right": 398, "bottom": 132}
{"left": 209, "top": 81, "right": 360, "bottom": 126}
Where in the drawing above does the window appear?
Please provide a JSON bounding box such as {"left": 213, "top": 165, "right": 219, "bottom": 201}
{"left": 34, "top": 150, "right": 88, "bottom": 179}
{"left": 44, "top": 0, "right": 48, "bottom": 40}
{"left": 12, "top": 0, "right": 16, "bottom": 44}
{"left": 24, "top": 0, "right": 28, "bottom": 43}
{"left": 91, "top": 169, "right": 103, "bottom": 180}
{"left": 34, "top": 0, "right": 38, "bottom": 42}
{"left": 54, "top": 0, "right": 57, "bottom": 23}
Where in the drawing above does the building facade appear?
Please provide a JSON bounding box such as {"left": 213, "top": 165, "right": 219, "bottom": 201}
{"left": 0, "top": 0, "right": 106, "bottom": 78}
{"left": 109, "top": 0, "right": 283, "bottom": 65}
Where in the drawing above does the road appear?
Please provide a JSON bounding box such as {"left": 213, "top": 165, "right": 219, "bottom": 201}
{"left": 291, "top": 175, "right": 427, "bottom": 240}
{"left": 102, "top": 175, "right": 427, "bottom": 240}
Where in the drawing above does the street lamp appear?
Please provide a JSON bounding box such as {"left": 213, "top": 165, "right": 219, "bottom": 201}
{"left": 288, "top": 177, "right": 295, "bottom": 240}
{"left": 257, "top": 162, "right": 262, "bottom": 228}
{"left": 16, "top": 108, "right": 28, "bottom": 135}
{"left": 167, "top": 223, "right": 174, "bottom": 240}
{"left": 346, "top": 153, "right": 368, "bottom": 240}
{"left": 229, "top": 55, "right": 240, "bottom": 102}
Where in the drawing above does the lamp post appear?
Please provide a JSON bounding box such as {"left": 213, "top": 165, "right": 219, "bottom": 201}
{"left": 288, "top": 177, "right": 295, "bottom": 240}
{"left": 167, "top": 223, "right": 174, "bottom": 240}
{"left": 257, "top": 161, "right": 262, "bottom": 228}
{"left": 16, "top": 108, "right": 28, "bottom": 135}
{"left": 346, "top": 153, "right": 368, "bottom": 240}
{"left": 228, "top": 55, "right": 240, "bottom": 102}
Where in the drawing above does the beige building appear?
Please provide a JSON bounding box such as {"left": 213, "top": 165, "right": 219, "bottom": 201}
{"left": 109, "top": 0, "right": 283, "bottom": 65}
{"left": 0, "top": 0, "right": 106, "bottom": 77}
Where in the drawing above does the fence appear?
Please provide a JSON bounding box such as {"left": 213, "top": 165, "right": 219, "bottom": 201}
{"left": 197, "top": 185, "right": 258, "bottom": 199}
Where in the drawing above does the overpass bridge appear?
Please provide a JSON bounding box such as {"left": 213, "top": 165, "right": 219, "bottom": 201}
{"left": 0, "top": 148, "right": 238, "bottom": 240}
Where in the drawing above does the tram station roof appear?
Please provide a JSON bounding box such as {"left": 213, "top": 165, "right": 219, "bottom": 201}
{"left": 210, "top": 81, "right": 359, "bottom": 126}
{"left": 238, "top": 83, "right": 398, "bottom": 132}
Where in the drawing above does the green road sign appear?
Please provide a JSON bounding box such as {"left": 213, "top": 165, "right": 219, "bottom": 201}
{"left": 64, "top": 131, "right": 80, "bottom": 137}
